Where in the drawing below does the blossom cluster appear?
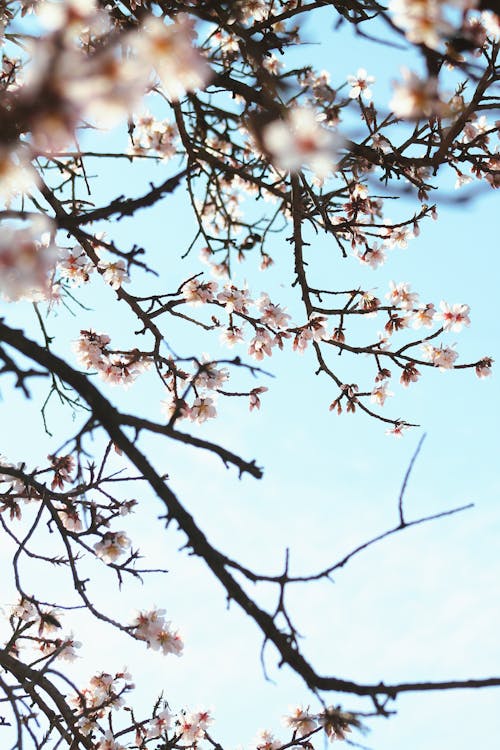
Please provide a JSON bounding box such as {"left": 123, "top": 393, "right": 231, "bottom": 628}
{"left": 94, "top": 530, "right": 131, "bottom": 563}
{"left": 0, "top": 224, "right": 132, "bottom": 303}
{"left": 0, "top": 451, "right": 140, "bottom": 578}
{"left": 255, "top": 704, "right": 354, "bottom": 748}
{"left": 0, "top": 1, "right": 210, "bottom": 158}
{"left": 131, "top": 608, "right": 184, "bottom": 657}
{"left": 6, "top": 590, "right": 355, "bottom": 749}
{"left": 130, "top": 112, "right": 179, "bottom": 159}
{"left": 0, "top": 454, "right": 43, "bottom": 519}
{"left": 113, "top": 256, "right": 493, "bottom": 431}
{"left": 390, "top": 0, "right": 480, "bottom": 50}
{"left": 72, "top": 669, "right": 135, "bottom": 738}
{"left": 9, "top": 597, "right": 81, "bottom": 662}
{"left": 179, "top": 274, "right": 489, "bottom": 412}
{"left": 87, "top": 693, "right": 356, "bottom": 750}
{"left": 73, "top": 329, "right": 151, "bottom": 387}
{"left": 2, "top": 3, "right": 498, "bottom": 748}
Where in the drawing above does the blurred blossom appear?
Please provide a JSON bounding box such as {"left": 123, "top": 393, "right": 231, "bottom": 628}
{"left": 263, "top": 108, "right": 338, "bottom": 177}
{"left": 132, "top": 15, "right": 211, "bottom": 101}
{"left": 0, "top": 145, "right": 38, "bottom": 202}
{"left": 0, "top": 218, "right": 59, "bottom": 301}
{"left": 390, "top": 70, "right": 449, "bottom": 119}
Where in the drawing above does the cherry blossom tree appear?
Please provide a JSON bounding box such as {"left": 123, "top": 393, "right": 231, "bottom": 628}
{"left": 0, "top": 1, "right": 499, "bottom": 749}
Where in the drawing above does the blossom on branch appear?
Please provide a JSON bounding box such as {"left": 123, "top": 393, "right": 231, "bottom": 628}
{"left": 132, "top": 608, "right": 183, "bottom": 657}
{"left": 98, "top": 259, "right": 130, "bottom": 289}
{"left": 190, "top": 397, "right": 217, "bottom": 423}
{"left": 58, "top": 246, "right": 94, "bottom": 286}
{"left": 183, "top": 278, "right": 218, "bottom": 305}
{"left": 347, "top": 68, "right": 375, "bottom": 100}
{"left": 0, "top": 2, "right": 498, "bottom": 747}
{"left": 318, "top": 706, "right": 354, "bottom": 742}
{"left": 283, "top": 706, "right": 317, "bottom": 737}
{"left": 94, "top": 532, "right": 131, "bottom": 563}
{"left": 422, "top": 343, "right": 459, "bottom": 370}
{"left": 386, "top": 281, "right": 419, "bottom": 310}
{"left": 147, "top": 708, "right": 173, "bottom": 739}
{"left": 437, "top": 302, "right": 471, "bottom": 332}
{"left": 475, "top": 357, "right": 493, "bottom": 378}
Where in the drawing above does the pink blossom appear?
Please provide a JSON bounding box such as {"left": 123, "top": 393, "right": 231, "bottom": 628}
{"left": 249, "top": 386, "right": 268, "bottom": 411}
{"left": 385, "top": 422, "right": 409, "bottom": 438}
{"left": 257, "top": 294, "right": 291, "bottom": 329}
{"left": 0, "top": 220, "right": 58, "bottom": 301}
{"left": 318, "top": 706, "right": 353, "bottom": 742}
{"left": 189, "top": 397, "right": 217, "bottom": 423}
{"left": 283, "top": 706, "right": 317, "bottom": 737}
{"left": 437, "top": 301, "right": 470, "bottom": 332}
{"left": 412, "top": 304, "right": 435, "bottom": 329}
{"left": 475, "top": 357, "right": 493, "bottom": 378}
{"left": 370, "top": 382, "right": 393, "bottom": 406}
{"left": 95, "top": 731, "right": 125, "bottom": 750}
{"left": 196, "top": 361, "right": 229, "bottom": 391}
{"left": 183, "top": 278, "right": 218, "bottom": 305}
{"left": 147, "top": 708, "right": 173, "bottom": 739}
{"left": 37, "top": 0, "right": 106, "bottom": 34}
{"left": 386, "top": 281, "right": 418, "bottom": 310}
{"left": 58, "top": 504, "right": 83, "bottom": 532}
{"left": 383, "top": 225, "right": 413, "bottom": 249}
{"left": 309, "top": 314, "right": 329, "bottom": 342}
{"left": 131, "top": 113, "right": 178, "bottom": 159}
{"left": 389, "top": 0, "right": 454, "bottom": 48}
{"left": 211, "top": 261, "right": 230, "bottom": 278}
{"left": 249, "top": 329, "right": 274, "bottom": 360}
{"left": 293, "top": 327, "right": 313, "bottom": 353}
{"left": 422, "top": 343, "right": 459, "bottom": 370}
{"left": 355, "top": 244, "right": 386, "bottom": 269}
{"left": 217, "top": 283, "right": 252, "bottom": 313}
{"left": 0, "top": 145, "right": 38, "bottom": 202}
{"left": 98, "top": 259, "right": 130, "bottom": 289}
{"left": 220, "top": 326, "right": 245, "bottom": 347}
{"left": 132, "top": 608, "right": 183, "bottom": 657}
{"left": 58, "top": 246, "right": 94, "bottom": 285}
{"left": 178, "top": 709, "right": 212, "bottom": 742}
{"left": 347, "top": 68, "right": 375, "bottom": 99}
{"left": 11, "top": 597, "right": 37, "bottom": 622}
{"left": 133, "top": 15, "right": 211, "bottom": 101}
{"left": 161, "top": 396, "right": 191, "bottom": 422}
{"left": 455, "top": 171, "right": 473, "bottom": 189}
{"left": 238, "top": 0, "right": 268, "bottom": 23}
{"left": 56, "top": 634, "right": 82, "bottom": 662}
{"left": 390, "top": 70, "right": 448, "bottom": 119}
{"left": 263, "top": 53, "right": 283, "bottom": 75}
{"left": 255, "top": 729, "right": 282, "bottom": 750}
{"left": 94, "top": 531, "right": 131, "bottom": 563}
{"left": 359, "top": 291, "right": 381, "bottom": 314}
{"left": 263, "top": 107, "right": 338, "bottom": 177}
{"left": 73, "top": 330, "right": 110, "bottom": 369}
{"left": 100, "top": 357, "right": 147, "bottom": 388}
{"left": 400, "top": 362, "right": 420, "bottom": 387}
{"left": 148, "top": 621, "right": 184, "bottom": 656}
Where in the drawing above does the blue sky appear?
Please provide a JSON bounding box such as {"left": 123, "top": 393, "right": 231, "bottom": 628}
{"left": 1, "top": 6, "right": 500, "bottom": 750}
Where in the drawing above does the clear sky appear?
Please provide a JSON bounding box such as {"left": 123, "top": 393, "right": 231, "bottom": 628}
{"left": 1, "top": 6, "right": 499, "bottom": 750}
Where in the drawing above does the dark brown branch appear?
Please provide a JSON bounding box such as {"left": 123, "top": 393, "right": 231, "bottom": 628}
{"left": 1, "top": 322, "right": 499, "bottom": 700}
